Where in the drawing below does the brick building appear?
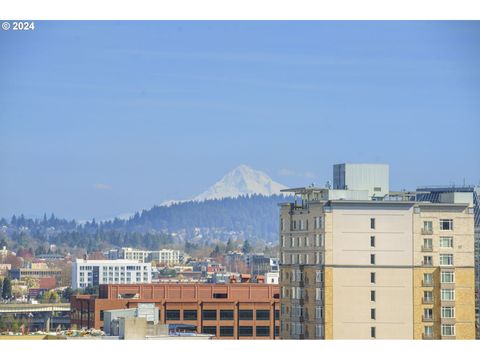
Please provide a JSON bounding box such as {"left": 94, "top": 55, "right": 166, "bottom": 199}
{"left": 71, "top": 283, "right": 280, "bottom": 339}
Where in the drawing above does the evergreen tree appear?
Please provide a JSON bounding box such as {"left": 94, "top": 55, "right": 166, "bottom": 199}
{"left": 226, "top": 239, "right": 235, "bottom": 252}
{"left": 2, "top": 278, "right": 12, "bottom": 300}
{"left": 242, "top": 240, "right": 252, "bottom": 254}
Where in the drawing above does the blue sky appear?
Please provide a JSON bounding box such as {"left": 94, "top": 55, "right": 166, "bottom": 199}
{"left": 1, "top": 21, "right": 479, "bottom": 220}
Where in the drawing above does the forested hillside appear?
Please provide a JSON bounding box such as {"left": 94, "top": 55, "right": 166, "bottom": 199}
{"left": 0, "top": 194, "right": 291, "bottom": 253}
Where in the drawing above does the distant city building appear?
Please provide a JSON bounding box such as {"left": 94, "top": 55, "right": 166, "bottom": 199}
{"left": 149, "top": 249, "right": 181, "bottom": 266}
{"left": 265, "top": 272, "right": 279, "bottom": 285}
{"left": 119, "top": 247, "right": 181, "bottom": 266}
{"left": 71, "top": 259, "right": 152, "bottom": 290}
{"left": 106, "top": 249, "right": 120, "bottom": 260}
{"left": 0, "top": 263, "right": 12, "bottom": 276}
{"left": 34, "top": 253, "right": 65, "bottom": 261}
{"left": 0, "top": 246, "right": 16, "bottom": 259}
{"left": 9, "top": 262, "right": 62, "bottom": 284}
{"left": 121, "top": 248, "right": 151, "bottom": 263}
{"left": 279, "top": 164, "right": 476, "bottom": 340}
{"left": 191, "top": 260, "right": 224, "bottom": 274}
{"left": 71, "top": 282, "right": 280, "bottom": 339}
{"left": 244, "top": 254, "right": 279, "bottom": 276}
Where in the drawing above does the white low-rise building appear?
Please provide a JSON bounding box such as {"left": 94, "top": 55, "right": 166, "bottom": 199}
{"left": 150, "top": 249, "right": 181, "bottom": 266}
{"left": 71, "top": 259, "right": 152, "bottom": 290}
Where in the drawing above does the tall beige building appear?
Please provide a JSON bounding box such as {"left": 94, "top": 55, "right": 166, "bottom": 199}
{"left": 279, "top": 164, "right": 476, "bottom": 340}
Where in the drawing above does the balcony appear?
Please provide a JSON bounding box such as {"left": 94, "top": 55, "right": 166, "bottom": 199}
{"left": 421, "top": 261, "right": 434, "bottom": 267}
{"left": 422, "top": 315, "right": 434, "bottom": 322}
{"left": 422, "top": 333, "right": 434, "bottom": 340}
{"left": 422, "top": 297, "right": 434, "bottom": 304}
{"left": 422, "top": 280, "right": 433, "bottom": 287}
{"left": 421, "top": 229, "right": 433, "bottom": 235}
{"left": 421, "top": 246, "right": 433, "bottom": 252}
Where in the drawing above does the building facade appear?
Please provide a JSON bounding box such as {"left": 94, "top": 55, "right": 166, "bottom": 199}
{"left": 9, "top": 263, "right": 62, "bottom": 284}
{"left": 71, "top": 259, "right": 152, "bottom": 290}
{"left": 119, "top": 247, "right": 181, "bottom": 266}
{"left": 71, "top": 283, "right": 280, "bottom": 339}
{"left": 121, "top": 248, "right": 151, "bottom": 263}
{"left": 417, "top": 185, "right": 480, "bottom": 337}
{"left": 150, "top": 249, "right": 181, "bottom": 266}
{"left": 279, "top": 187, "right": 475, "bottom": 339}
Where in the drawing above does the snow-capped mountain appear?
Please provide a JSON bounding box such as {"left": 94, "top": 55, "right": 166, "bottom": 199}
{"left": 194, "top": 164, "right": 287, "bottom": 201}
{"left": 162, "top": 165, "right": 288, "bottom": 205}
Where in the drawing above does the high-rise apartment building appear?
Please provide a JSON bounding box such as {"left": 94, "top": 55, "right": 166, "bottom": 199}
{"left": 416, "top": 185, "right": 480, "bottom": 337}
{"left": 279, "top": 164, "right": 476, "bottom": 339}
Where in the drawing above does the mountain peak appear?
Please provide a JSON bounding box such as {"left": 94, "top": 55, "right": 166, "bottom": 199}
{"left": 192, "top": 165, "right": 287, "bottom": 202}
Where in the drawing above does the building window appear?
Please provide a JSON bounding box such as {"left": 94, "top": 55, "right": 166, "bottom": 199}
{"left": 424, "top": 326, "right": 433, "bottom": 337}
{"left": 256, "top": 310, "right": 270, "bottom": 321}
{"left": 202, "top": 310, "right": 217, "bottom": 321}
{"left": 370, "top": 236, "right": 375, "bottom": 247}
{"left": 439, "top": 254, "right": 453, "bottom": 266}
{"left": 315, "top": 306, "right": 324, "bottom": 320}
{"left": 423, "top": 256, "right": 433, "bottom": 266}
{"left": 370, "top": 254, "right": 376, "bottom": 265}
{"left": 423, "top": 238, "right": 433, "bottom": 250}
{"left": 441, "top": 324, "right": 455, "bottom": 336}
{"left": 316, "top": 270, "right": 324, "bottom": 283}
{"left": 220, "top": 310, "right": 234, "bottom": 320}
{"left": 239, "top": 326, "right": 253, "bottom": 337}
{"left": 370, "top": 218, "right": 376, "bottom": 229}
{"left": 202, "top": 326, "right": 217, "bottom": 336}
{"left": 370, "top": 272, "right": 376, "bottom": 284}
{"left": 441, "top": 307, "right": 455, "bottom": 319}
{"left": 316, "top": 288, "right": 324, "bottom": 301}
{"left": 371, "top": 308, "right": 376, "bottom": 320}
{"left": 100, "top": 310, "right": 104, "bottom": 321}
{"left": 238, "top": 310, "right": 253, "bottom": 321}
{"left": 423, "top": 291, "right": 433, "bottom": 303}
{"left": 439, "top": 219, "right": 453, "bottom": 231}
{"left": 441, "top": 271, "right": 455, "bottom": 283}
{"left": 371, "top": 290, "right": 376, "bottom": 302}
{"left": 440, "top": 237, "right": 453, "bottom": 248}
{"left": 316, "top": 325, "right": 324, "bottom": 338}
{"left": 423, "top": 273, "right": 433, "bottom": 286}
{"left": 275, "top": 326, "right": 280, "bottom": 337}
{"left": 441, "top": 289, "right": 455, "bottom": 301}
{"left": 423, "top": 308, "right": 433, "bottom": 320}
{"left": 371, "top": 327, "right": 376, "bottom": 339}
{"left": 256, "top": 326, "right": 270, "bottom": 337}
{"left": 423, "top": 221, "right": 433, "bottom": 232}
{"left": 183, "top": 310, "right": 197, "bottom": 320}
{"left": 219, "top": 326, "right": 234, "bottom": 337}
{"left": 275, "top": 310, "right": 280, "bottom": 320}
{"left": 213, "top": 293, "right": 228, "bottom": 299}
{"left": 166, "top": 310, "right": 180, "bottom": 320}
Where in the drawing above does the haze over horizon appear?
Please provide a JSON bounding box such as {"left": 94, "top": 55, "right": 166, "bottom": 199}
{"left": 1, "top": 21, "right": 479, "bottom": 220}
